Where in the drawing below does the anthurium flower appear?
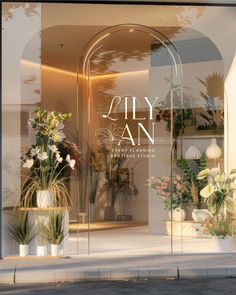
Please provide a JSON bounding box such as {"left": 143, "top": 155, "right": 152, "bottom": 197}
{"left": 38, "top": 152, "right": 48, "bottom": 161}
{"left": 197, "top": 168, "right": 210, "bottom": 180}
{"left": 215, "top": 173, "right": 227, "bottom": 183}
{"left": 23, "top": 159, "right": 34, "bottom": 168}
{"left": 200, "top": 183, "right": 215, "bottom": 198}
{"left": 49, "top": 145, "right": 58, "bottom": 153}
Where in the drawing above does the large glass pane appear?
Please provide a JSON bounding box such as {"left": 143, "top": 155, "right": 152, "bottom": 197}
{"left": 79, "top": 24, "right": 183, "bottom": 254}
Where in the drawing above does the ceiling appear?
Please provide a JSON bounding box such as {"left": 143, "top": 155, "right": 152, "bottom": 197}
{"left": 38, "top": 25, "right": 206, "bottom": 73}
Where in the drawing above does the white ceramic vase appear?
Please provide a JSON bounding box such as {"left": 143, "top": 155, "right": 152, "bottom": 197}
{"left": 19, "top": 244, "right": 29, "bottom": 257}
{"left": 169, "top": 208, "right": 186, "bottom": 222}
{"left": 192, "top": 209, "right": 213, "bottom": 222}
{"left": 185, "top": 145, "right": 201, "bottom": 159}
{"left": 37, "top": 245, "right": 48, "bottom": 256}
{"left": 37, "top": 190, "right": 55, "bottom": 208}
{"left": 51, "top": 244, "right": 60, "bottom": 256}
{"left": 205, "top": 138, "right": 222, "bottom": 159}
{"left": 212, "top": 236, "right": 231, "bottom": 252}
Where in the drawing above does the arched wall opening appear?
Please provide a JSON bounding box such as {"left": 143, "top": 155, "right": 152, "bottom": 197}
{"left": 16, "top": 22, "right": 225, "bottom": 256}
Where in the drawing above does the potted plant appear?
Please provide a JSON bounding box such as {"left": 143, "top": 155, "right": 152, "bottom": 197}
{"left": 147, "top": 175, "right": 192, "bottom": 221}
{"left": 8, "top": 212, "right": 35, "bottom": 257}
{"left": 40, "top": 212, "right": 66, "bottom": 256}
{"left": 197, "top": 167, "right": 236, "bottom": 217}
{"left": 202, "top": 217, "right": 234, "bottom": 252}
{"left": 21, "top": 108, "right": 77, "bottom": 208}
{"left": 176, "top": 154, "right": 211, "bottom": 222}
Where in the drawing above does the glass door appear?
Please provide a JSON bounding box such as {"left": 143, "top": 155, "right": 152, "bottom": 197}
{"left": 79, "top": 24, "right": 183, "bottom": 255}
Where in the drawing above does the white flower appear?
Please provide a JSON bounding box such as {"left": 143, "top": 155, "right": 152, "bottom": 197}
{"left": 23, "top": 159, "right": 34, "bottom": 169}
{"left": 30, "top": 146, "right": 40, "bottom": 156}
{"left": 49, "top": 145, "right": 58, "bottom": 153}
{"left": 57, "top": 122, "right": 64, "bottom": 130}
{"left": 66, "top": 154, "right": 76, "bottom": 169}
{"left": 210, "top": 167, "right": 220, "bottom": 178}
{"left": 197, "top": 168, "right": 210, "bottom": 180}
{"left": 38, "top": 152, "right": 48, "bottom": 161}
{"left": 56, "top": 153, "right": 63, "bottom": 163}
{"left": 200, "top": 183, "right": 215, "bottom": 199}
{"left": 215, "top": 173, "right": 227, "bottom": 183}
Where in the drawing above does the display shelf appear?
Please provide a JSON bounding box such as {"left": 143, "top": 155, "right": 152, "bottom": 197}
{"left": 181, "top": 135, "right": 224, "bottom": 139}
{"left": 164, "top": 157, "right": 224, "bottom": 161}
{"left": 3, "top": 206, "right": 70, "bottom": 211}
{"left": 165, "top": 220, "right": 211, "bottom": 238}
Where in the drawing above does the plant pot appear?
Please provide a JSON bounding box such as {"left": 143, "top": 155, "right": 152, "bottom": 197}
{"left": 37, "top": 245, "right": 48, "bottom": 256}
{"left": 212, "top": 236, "right": 231, "bottom": 252}
{"left": 37, "top": 190, "right": 55, "bottom": 208}
{"left": 192, "top": 209, "right": 213, "bottom": 222}
{"left": 169, "top": 208, "right": 186, "bottom": 222}
{"left": 104, "top": 206, "right": 116, "bottom": 221}
{"left": 19, "top": 244, "right": 29, "bottom": 257}
{"left": 51, "top": 244, "right": 60, "bottom": 256}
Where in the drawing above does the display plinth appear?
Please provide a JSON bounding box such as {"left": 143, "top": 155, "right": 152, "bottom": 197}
{"left": 165, "top": 220, "right": 211, "bottom": 238}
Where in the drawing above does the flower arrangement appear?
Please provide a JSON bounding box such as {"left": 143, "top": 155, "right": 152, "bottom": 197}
{"left": 201, "top": 217, "right": 234, "bottom": 239}
{"left": 28, "top": 107, "right": 72, "bottom": 144}
{"left": 197, "top": 167, "right": 236, "bottom": 216}
{"left": 147, "top": 175, "right": 192, "bottom": 211}
{"left": 21, "top": 108, "right": 78, "bottom": 208}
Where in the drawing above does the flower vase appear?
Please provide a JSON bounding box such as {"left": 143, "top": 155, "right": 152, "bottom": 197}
{"left": 19, "top": 244, "right": 29, "bottom": 257}
{"left": 51, "top": 244, "right": 60, "bottom": 256}
{"left": 37, "top": 245, "right": 48, "bottom": 256}
{"left": 192, "top": 209, "right": 213, "bottom": 222}
{"left": 212, "top": 236, "right": 231, "bottom": 252}
{"left": 169, "top": 207, "right": 186, "bottom": 222}
{"left": 37, "top": 190, "right": 55, "bottom": 208}
{"left": 205, "top": 138, "right": 222, "bottom": 159}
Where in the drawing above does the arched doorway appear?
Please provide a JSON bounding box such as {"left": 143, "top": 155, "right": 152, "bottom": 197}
{"left": 78, "top": 24, "right": 184, "bottom": 254}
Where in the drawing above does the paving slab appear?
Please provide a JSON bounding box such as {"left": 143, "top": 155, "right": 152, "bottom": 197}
{"left": 1, "top": 253, "right": 236, "bottom": 284}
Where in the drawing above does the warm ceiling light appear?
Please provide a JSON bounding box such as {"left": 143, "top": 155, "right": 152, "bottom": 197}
{"left": 129, "top": 28, "right": 134, "bottom": 33}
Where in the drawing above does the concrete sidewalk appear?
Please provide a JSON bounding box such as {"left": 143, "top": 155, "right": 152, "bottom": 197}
{"left": 1, "top": 253, "right": 236, "bottom": 284}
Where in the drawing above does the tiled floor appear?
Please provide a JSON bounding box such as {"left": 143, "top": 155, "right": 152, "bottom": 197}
{"left": 67, "top": 225, "right": 221, "bottom": 256}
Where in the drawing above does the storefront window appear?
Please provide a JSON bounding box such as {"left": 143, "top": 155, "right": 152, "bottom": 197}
{"left": 1, "top": 2, "right": 236, "bottom": 257}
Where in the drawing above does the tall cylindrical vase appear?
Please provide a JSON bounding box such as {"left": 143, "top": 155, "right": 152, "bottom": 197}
{"left": 19, "top": 244, "right": 29, "bottom": 257}
{"left": 51, "top": 244, "right": 60, "bottom": 256}
{"left": 37, "top": 190, "right": 55, "bottom": 208}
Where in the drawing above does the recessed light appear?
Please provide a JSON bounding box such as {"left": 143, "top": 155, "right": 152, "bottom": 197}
{"left": 129, "top": 28, "right": 134, "bottom": 33}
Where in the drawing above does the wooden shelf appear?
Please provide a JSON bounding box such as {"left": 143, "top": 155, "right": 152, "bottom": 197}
{"left": 181, "top": 135, "right": 224, "bottom": 139}
{"left": 3, "top": 206, "right": 70, "bottom": 212}
{"left": 164, "top": 157, "right": 224, "bottom": 161}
